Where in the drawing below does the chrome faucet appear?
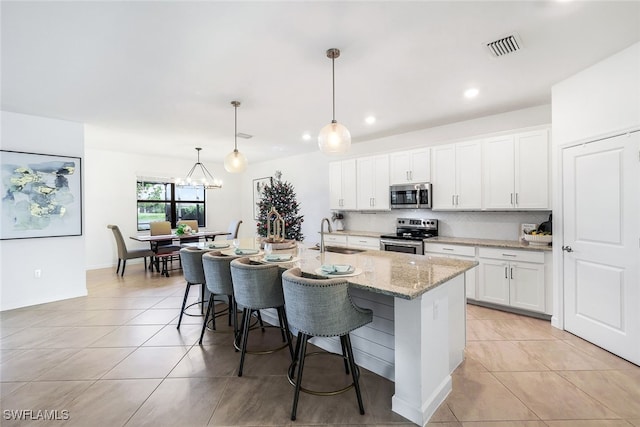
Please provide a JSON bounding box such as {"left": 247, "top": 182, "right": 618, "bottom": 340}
{"left": 320, "top": 217, "right": 333, "bottom": 253}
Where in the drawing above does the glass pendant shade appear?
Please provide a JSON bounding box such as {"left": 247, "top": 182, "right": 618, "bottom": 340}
{"left": 224, "top": 149, "right": 247, "bottom": 173}
{"left": 318, "top": 120, "right": 351, "bottom": 154}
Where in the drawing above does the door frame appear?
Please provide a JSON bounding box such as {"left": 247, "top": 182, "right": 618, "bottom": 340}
{"left": 552, "top": 126, "right": 640, "bottom": 331}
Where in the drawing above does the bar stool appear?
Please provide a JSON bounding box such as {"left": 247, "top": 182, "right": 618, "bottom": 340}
{"left": 230, "top": 257, "right": 294, "bottom": 377}
{"left": 281, "top": 267, "right": 373, "bottom": 421}
{"left": 177, "top": 247, "right": 208, "bottom": 329}
{"left": 199, "top": 251, "right": 239, "bottom": 345}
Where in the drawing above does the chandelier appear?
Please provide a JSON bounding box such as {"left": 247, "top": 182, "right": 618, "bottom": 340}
{"left": 176, "top": 147, "right": 223, "bottom": 189}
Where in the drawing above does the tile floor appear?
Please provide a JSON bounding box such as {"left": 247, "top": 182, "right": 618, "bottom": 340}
{"left": 1, "top": 267, "right": 639, "bottom": 426}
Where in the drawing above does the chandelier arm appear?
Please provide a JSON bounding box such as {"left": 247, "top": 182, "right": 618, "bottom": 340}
{"left": 198, "top": 162, "right": 217, "bottom": 180}
{"left": 184, "top": 163, "right": 199, "bottom": 179}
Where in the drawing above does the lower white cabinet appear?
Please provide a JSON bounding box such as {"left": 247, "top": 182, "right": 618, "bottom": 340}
{"left": 347, "top": 235, "right": 380, "bottom": 251}
{"left": 323, "top": 234, "right": 347, "bottom": 247}
{"left": 477, "top": 248, "right": 546, "bottom": 313}
{"left": 424, "top": 243, "right": 477, "bottom": 299}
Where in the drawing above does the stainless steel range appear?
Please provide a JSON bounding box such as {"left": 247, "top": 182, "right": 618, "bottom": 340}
{"left": 380, "top": 218, "right": 438, "bottom": 255}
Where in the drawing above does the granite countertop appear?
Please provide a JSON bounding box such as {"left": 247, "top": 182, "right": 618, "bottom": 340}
{"left": 425, "top": 236, "right": 552, "bottom": 252}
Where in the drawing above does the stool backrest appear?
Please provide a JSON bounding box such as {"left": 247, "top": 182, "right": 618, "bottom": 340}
{"left": 179, "top": 247, "right": 207, "bottom": 284}
{"left": 282, "top": 268, "right": 372, "bottom": 337}
{"left": 230, "top": 257, "right": 283, "bottom": 309}
{"left": 202, "top": 251, "right": 236, "bottom": 296}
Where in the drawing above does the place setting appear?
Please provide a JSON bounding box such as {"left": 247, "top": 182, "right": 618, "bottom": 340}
{"left": 314, "top": 263, "right": 362, "bottom": 278}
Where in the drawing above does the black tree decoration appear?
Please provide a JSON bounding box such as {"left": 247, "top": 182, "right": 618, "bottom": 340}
{"left": 256, "top": 171, "right": 304, "bottom": 241}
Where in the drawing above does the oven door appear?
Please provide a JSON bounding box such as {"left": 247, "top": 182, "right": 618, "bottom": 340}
{"left": 380, "top": 238, "right": 424, "bottom": 255}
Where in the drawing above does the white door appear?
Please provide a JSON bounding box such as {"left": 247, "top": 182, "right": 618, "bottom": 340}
{"left": 455, "top": 140, "right": 482, "bottom": 209}
{"left": 562, "top": 131, "right": 640, "bottom": 364}
{"left": 431, "top": 144, "right": 456, "bottom": 209}
{"left": 478, "top": 259, "right": 510, "bottom": 305}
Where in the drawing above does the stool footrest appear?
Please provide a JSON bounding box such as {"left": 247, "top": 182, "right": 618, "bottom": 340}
{"left": 287, "top": 351, "right": 359, "bottom": 396}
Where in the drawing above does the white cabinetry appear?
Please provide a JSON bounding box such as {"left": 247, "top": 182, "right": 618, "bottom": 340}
{"left": 424, "top": 243, "right": 477, "bottom": 298}
{"left": 483, "top": 129, "right": 549, "bottom": 210}
{"left": 323, "top": 234, "right": 347, "bottom": 247}
{"left": 390, "top": 148, "right": 430, "bottom": 184}
{"left": 347, "top": 235, "right": 380, "bottom": 251}
{"left": 478, "top": 248, "right": 546, "bottom": 313}
{"left": 356, "top": 154, "right": 390, "bottom": 211}
{"left": 329, "top": 159, "right": 357, "bottom": 210}
{"left": 431, "top": 140, "right": 482, "bottom": 210}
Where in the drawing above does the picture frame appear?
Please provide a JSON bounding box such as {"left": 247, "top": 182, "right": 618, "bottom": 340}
{"left": 1, "top": 150, "right": 82, "bottom": 240}
{"left": 253, "top": 176, "right": 272, "bottom": 220}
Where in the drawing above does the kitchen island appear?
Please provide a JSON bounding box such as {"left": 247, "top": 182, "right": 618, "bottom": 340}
{"left": 250, "top": 241, "right": 477, "bottom": 426}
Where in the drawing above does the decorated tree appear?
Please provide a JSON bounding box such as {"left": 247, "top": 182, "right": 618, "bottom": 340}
{"left": 256, "top": 171, "right": 304, "bottom": 241}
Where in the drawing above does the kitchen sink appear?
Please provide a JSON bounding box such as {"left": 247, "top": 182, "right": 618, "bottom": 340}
{"left": 308, "top": 245, "right": 366, "bottom": 255}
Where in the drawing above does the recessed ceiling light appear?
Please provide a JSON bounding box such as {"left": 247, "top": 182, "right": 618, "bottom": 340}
{"left": 302, "top": 132, "right": 311, "bottom": 141}
{"left": 365, "top": 116, "right": 376, "bottom": 124}
{"left": 464, "top": 88, "right": 479, "bottom": 98}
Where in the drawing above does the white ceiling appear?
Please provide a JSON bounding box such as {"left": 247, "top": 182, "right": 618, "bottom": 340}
{"left": 2, "top": 1, "right": 639, "bottom": 164}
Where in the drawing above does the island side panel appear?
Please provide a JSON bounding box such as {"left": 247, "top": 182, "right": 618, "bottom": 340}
{"left": 392, "top": 275, "right": 465, "bottom": 426}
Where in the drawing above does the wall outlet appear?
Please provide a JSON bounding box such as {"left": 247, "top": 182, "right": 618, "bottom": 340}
{"left": 34, "top": 269, "right": 41, "bottom": 279}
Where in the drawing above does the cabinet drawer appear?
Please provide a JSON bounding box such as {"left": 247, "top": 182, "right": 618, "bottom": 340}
{"left": 424, "top": 243, "right": 475, "bottom": 257}
{"left": 347, "top": 235, "right": 380, "bottom": 249}
{"left": 478, "top": 247, "right": 544, "bottom": 264}
{"left": 324, "top": 234, "right": 347, "bottom": 246}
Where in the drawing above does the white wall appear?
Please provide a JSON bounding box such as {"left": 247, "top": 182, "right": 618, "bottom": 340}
{"left": 1, "top": 111, "right": 86, "bottom": 310}
{"left": 242, "top": 104, "right": 552, "bottom": 245}
{"left": 552, "top": 42, "right": 640, "bottom": 146}
{"left": 84, "top": 147, "right": 242, "bottom": 270}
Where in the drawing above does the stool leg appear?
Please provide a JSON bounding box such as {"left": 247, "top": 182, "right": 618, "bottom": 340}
{"left": 177, "top": 283, "right": 192, "bottom": 329}
{"left": 232, "top": 300, "right": 239, "bottom": 352}
{"left": 228, "top": 295, "right": 233, "bottom": 326}
{"left": 343, "top": 334, "right": 365, "bottom": 415}
{"left": 278, "top": 307, "right": 294, "bottom": 359}
{"left": 238, "top": 308, "right": 252, "bottom": 377}
{"left": 200, "top": 283, "right": 205, "bottom": 315}
{"left": 288, "top": 331, "right": 303, "bottom": 381}
{"left": 291, "top": 333, "right": 309, "bottom": 421}
{"left": 340, "top": 335, "right": 350, "bottom": 375}
{"left": 256, "top": 310, "right": 266, "bottom": 332}
{"left": 199, "top": 294, "right": 215, "bottom": 345}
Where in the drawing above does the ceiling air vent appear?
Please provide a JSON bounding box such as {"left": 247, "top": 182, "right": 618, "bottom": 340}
{"left": 486, "top": 33, "right": 522, "bottom": 57}
{"left": 236, "top": 133, "right": 253, "bottom": 139}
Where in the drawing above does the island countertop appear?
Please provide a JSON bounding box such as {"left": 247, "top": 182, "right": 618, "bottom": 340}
{"left": 290, "top": 245, "right": 476, "bottom": 300}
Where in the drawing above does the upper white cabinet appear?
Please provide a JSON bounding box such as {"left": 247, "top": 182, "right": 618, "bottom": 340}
{"left": 357, "top": 154, "right": 390, "bottom": 210}
{"left": 431, "top": 140, "right": 482, "bottom": 210}
{"left": 389, "top": 148, "right": 430, "bottom": 184}
{"left": 483, "top": 129, "right": 549, "bottom": 210}
{"left": 329, "top": 159, "right": 357, "bottom": 210}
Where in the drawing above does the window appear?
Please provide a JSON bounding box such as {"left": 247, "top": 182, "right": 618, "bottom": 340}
{"left": 136, "top": 180, "right": 206, "bottom": 231}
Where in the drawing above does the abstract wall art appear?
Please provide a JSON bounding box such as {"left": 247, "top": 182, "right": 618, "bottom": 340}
{"left": 1, "top": 150, "right": 82, "bottom": 239}
{"left": 252, "top": 176, "right": 272, "bottom": 220}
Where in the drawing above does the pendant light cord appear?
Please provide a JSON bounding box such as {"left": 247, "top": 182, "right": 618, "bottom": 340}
{"left": 234, "top": 103, "right": 238, "bottom": 151}
{"left": 332, "top": 55, "right": 336, "bottom": 123}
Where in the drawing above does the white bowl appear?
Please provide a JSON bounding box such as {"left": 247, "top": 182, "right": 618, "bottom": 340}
{"left": 523, "top": 234, "right": 552, "bottom": 246}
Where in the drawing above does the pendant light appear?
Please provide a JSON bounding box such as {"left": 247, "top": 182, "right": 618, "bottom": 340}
{"left": 224, "top": 100, "right": 248, "bottom": 173}
{"left": 318, "top": 48, "right": 351, "bottom": 155}
{"left": 176, "top": 147, "right": 223, "bottom": 189}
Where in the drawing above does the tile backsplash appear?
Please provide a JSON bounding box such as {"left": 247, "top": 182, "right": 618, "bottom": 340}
{"left": 341, "top": 210, "right": 552, "bottom": 241}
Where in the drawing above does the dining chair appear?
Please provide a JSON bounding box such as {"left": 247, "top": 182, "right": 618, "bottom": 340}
{"left": 107, "top": 225, "right": 155, "bottom": 276}
{"left": 177, "top": 219, "right": 200, "bottom": 243}
{"left": 281, "top": 267, "right": 373, "bottom": 421}
{"left": 149, "top": 220, "right": 181, "bottom": 270}
{"left": 225, "top": 220, "right": 242, "bottom": 240}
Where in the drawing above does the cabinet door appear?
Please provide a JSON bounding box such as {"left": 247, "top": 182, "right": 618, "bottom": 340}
{"left": 509, "top": 261, "right": 545, "bottom": 313}
{"left": 483, "top": 136, "right": 515, "bottom": 209}
{"left": 455, "top": 140, "right": 482, "bottom": 209}
{"left": 390, "top": 152, "right": 412, "bottom": 184}
{"left": 373, "top": 154, "right": 390, "bottom": 210}
{"left": 329, "top": 161, "right": 343, "bottom": 210}
{"left": 478, "top": 258, "right": 510, "bottom": 305}
{"left": 515, "top": 130, "right": 549, "bottom": 209}
{"left": 342, "top": 159, "right": 357, "bottom": 210}
{"left": 356, "top": 156, "right": 375, "bottom": 209}
{"left": 431, "top": 144, "right": 456, "bottom": 209}
{"left": 410, "top": 148, "right": 430, "bottom": 183}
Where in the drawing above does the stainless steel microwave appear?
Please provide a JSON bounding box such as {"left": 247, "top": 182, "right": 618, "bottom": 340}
{"left": 390, "top": 183, "right": 432, "bottom": 209}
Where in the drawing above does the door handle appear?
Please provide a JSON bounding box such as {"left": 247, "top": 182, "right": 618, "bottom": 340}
{"left": 510, "top": 267, "right": 514, "bottom": 280}
{"left": 452, "top": 195, "right": 455, "bottom": 206}
{"left": 504, "top": 266, "right": 508, "bottom": 279}
{"left": 515, "top": 193, "right": 519, "bottom": 205}
{"left": 456, "top": 195, "right": 459, "bottom": 206}
{"left": 510, "top": 193, "right": 514, "bottom": 205}
{"left": 562, "top": 245, "right": 573, "bottom": 252}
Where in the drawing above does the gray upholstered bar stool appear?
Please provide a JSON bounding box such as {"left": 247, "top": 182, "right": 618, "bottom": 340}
{"left": 199, "top": 251, "right": 238, "bottom": 345}
{"left": 281, "top": 267, "right": 373, "bottom": 421}
{"left": 177, "top": 247, "right": 208, "bottom": 329}
{"left": 230, "top": 257, "right": 294, "bottom": 377}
